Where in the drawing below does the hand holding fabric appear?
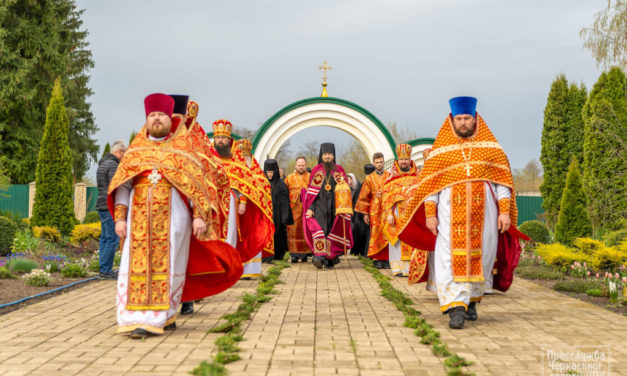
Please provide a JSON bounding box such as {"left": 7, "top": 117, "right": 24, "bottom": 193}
{"left": 498, "top": 213, "right": 510, "bottom": 233}
{"left": 193, "top": 217, "right": 207, "bottom": 238}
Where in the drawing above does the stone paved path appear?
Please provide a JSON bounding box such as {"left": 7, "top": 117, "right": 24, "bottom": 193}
{"left": 0, "top": 257, "right": 625, "bottom": 376}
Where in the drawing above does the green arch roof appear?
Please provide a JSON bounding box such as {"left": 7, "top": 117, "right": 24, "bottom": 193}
{"left": 205, "top": 131, "right": 243, "bottom": 140}
{"left": 407, "top": 137, "right": 435, "bottom": 146}
{"left": 251, "top": 96, "right": 397, "bottom": 156}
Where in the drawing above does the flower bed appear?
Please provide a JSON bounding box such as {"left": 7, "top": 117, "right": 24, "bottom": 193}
{"left": 0, "top": 222, "right": 120, "bottom": 315}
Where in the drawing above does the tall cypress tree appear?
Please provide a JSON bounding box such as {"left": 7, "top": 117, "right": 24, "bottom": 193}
{"left": 581, "top": 67, "right": 627, "bottom": 232}
{"left": 540, "top": 75, "right": 587, "bottom": 228}
{"left": 540, "top": 75, "right": 569, "bottom": 228}
{"left": 0, "top": 0, "right": 98, "bottom": 183}
{"left": 31, "top": 80, "right": 76, "bottom": 234}
{"left": 101, "top": 142, "right": 110, "bottom": 158}
{"left": 555, "top": 157, "right": 592, "bottom": 244}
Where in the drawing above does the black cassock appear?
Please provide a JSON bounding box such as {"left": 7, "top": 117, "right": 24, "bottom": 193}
{"left": 264, "top": 160, "right": 294, "bottom": 261}
{"left": 350, "top": 178, "right": 369, "bottom": 256}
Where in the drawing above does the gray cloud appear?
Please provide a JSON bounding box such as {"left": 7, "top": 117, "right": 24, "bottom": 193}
{"left": 78, "top": 0, "right": 603, "bottom": 177}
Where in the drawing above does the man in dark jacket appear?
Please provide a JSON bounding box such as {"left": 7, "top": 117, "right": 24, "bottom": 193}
{"left": 96, "top": 140, "right": 127, "bottom": 279}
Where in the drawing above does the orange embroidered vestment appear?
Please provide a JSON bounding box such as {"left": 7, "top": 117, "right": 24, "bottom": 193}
{"left": 355, "top": 171, "right": 390, "bottom": 259}
{"left": 284, "top": 171, "right": 311, "bottom": 254}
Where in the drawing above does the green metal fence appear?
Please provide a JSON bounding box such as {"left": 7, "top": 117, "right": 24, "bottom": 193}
{"left": 86, "top": 186, "right": 98, "bottom": 213}
{"left": 516, "top": 196, "right": 543, "bottom": 225}
{"left": 0, "top": 184, "right": 29, "bottom": 218}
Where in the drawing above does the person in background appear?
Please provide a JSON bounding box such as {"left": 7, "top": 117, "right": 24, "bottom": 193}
{"left": 96, "top": 140, "right": 127, "bottom": 279}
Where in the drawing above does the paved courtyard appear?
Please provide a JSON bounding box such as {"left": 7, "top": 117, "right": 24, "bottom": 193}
{"left": 0, "top": 257, "right": 625, "bottom": 375}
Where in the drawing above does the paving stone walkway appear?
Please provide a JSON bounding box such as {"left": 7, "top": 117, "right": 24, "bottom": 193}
{"left": 0, "top": 257, "right": 625, "bottom": 376}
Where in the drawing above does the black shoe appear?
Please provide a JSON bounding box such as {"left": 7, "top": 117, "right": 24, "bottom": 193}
{"left": 303, "top": 256, "right": 308, "bottom": 263}
{"left": 181, "top": 302, "right": 194, "bottom": 315}
{"left": 313, "top": 258, "right": 323, "bottom": 269}
{"left": 240, "top": 276, "right": 252, "bottom": 280}
{"left": 164, "top": 322, "right": 176, "bottom": 331}
{"left": 448, "top": 307, "right": 466, "bottom": 329}
{"left": 465, "top": 302, "right": 478, "bottom": 321}
{"left": 291, "top": 257, "right": 299, "bottom": 264}
{"left": 324, "top": 263, "right": 334, "bottom": 269}
{"left": 382, "top": 261, "right": 391, "bottom": 269}
{"left": 262, "top": 257, "right": 273, "bottom": 264}
{"left": 99, "top": 271, "right": 118, "bottom": 280}
{"left": 373, "top": 261, "right": 382, "bottom": 269}
{"left": 129, "top": 328, "right": 149, "bottom": 339}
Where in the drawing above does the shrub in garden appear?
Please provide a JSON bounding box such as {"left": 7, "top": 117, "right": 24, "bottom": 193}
{"left": 0, "top": 215, "right": 18, "bottom": 256}
{"left": 88, "top": 258, "right": 99, "bottom": 272}
{"left": 555, "top": 157, "right": 592, "bottom": 245}
{"left": 518, "top": 220, "right": 550, "bottom": 244}
{"left": 604, "top": 229, "right": 627, "bottom": 247}
{"left": 61, "top": 263, "right": 87, "bottom": 278}
{"left": 0, "top": 210, "right": 27, "bottom": 230}
{"left": 535, "top": 243, "right": 592, "bottom": 272}
{"left": 591, "top": 247, "right": 627, "bottom": 271}
{"left": 572, "top": 238, "right": 604, "bottom": 255}
{"left": 82, "top": 211, "right": 100, "bottom": 224}
{"left": 22, "top": 269, "right": 51, "bottom": 287}
{"left": 32, "top": 226, "right": 62, "bottom": 242}
{"left": 585, "top": 289, "right": 605, "bottom": 297}
{"left": 7, "top": 258, "right": 39, "bottom": 274}
{"left": 43, "top": 262, "right": 61, "bottom": 273}
{"left": 30, "top": 80, "right": 77, "bottom": 235}
{"left": 11, "top": 229, "right": 40, "bottom": 254}
{"left": 0, "top": 266, "right": 17, "bottom": 279}
{"left": 70, "top": 223, "right": 101, "bottom": 244}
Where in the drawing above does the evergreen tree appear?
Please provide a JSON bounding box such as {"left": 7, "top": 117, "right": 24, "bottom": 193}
{"left": 539, "top": 76, "right": 587, "bottom": 228}
{"left": 0, "top": 0, "right": 97, "bottom": 183}
{"left": 129, "top": 131, "right": 137, "bottom": 145}
{"left": 31, "top": 80, "right": 76, "bottom": 234}
{"left": 555, "top": 157, "right": 592, "bottom": 244}
{"left": 101, "top": 142, "right": 110, "bottom": 158}
{"left": 540, "top": 75, "right": 569, "bottom": 228}
{"left": 582, "top": 67, "right": 627, "bottom": 231}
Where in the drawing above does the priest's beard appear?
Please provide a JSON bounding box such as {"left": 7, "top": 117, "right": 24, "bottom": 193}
{"left": 453, "top": 126, "right": 475, "bottom": 138}
{"left": 215, "top": 144, "right": 232, "bottom": 158}
{"left": 323, "top": 161, "right": 335, "bottom": 171}
{"left": 400, "top": 165, "right": 410, "bottom": 172}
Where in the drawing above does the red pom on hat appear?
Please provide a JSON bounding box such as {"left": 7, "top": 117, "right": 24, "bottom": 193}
{"left": 144, "top": 93, "right": 175, "bottom": 117}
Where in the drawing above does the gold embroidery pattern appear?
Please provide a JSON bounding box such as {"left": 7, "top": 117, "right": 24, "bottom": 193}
{"left": 285, "top": 172, "right": 311, "bottom": 253}
{"left": 114, "top": 205, "right": 128, "bottom": 222}
{"left": 450, "top": 182, "right": 484, "bottom": 282}
{"left": 127, "top": 176, "right": 172, "bottom": 310}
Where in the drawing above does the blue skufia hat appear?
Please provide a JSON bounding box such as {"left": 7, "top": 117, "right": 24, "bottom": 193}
{"left": 449, "top": 96, "right": 477, "bottom": 117}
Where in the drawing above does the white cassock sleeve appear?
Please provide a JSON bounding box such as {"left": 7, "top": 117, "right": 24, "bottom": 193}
{"left": 114, "top": 181, "right": 132, "bottom": 209}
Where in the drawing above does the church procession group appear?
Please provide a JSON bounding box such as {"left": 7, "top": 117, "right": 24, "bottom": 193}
{"left": 107, "top": 93, "right": 528, "bottom": 340}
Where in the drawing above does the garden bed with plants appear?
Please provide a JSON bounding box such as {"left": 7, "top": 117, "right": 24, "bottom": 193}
{"left": 515, "top": 220, "right": 627, "bottom": 316}
{"left": 0, "top": 211, "right": 119, "bottom": 315}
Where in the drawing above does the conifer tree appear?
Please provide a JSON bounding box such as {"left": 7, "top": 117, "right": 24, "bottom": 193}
{"left": 555, "top": 157, "right": 592, "bottom": 244}
{"left": 540, "top": 76, "right": 588, "bottom": 228}
{"left": 0, "top": 0, "right": 97, "bottom": 183}
{"left": 101, "top": 142, "right": 111, "bottom": 158}
{"left": 31, "top": 80, "right": 76, "bottom": 234}
{"left": 581, "top": 67, "right": 627, "bottom": 231}
{"left": 129, "top": 131, "right": 137, "bottom": 145}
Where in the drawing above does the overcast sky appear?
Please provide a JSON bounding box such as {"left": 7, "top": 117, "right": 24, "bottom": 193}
{"left": 77, "top": 0, "right": 604, "bottom": 178}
